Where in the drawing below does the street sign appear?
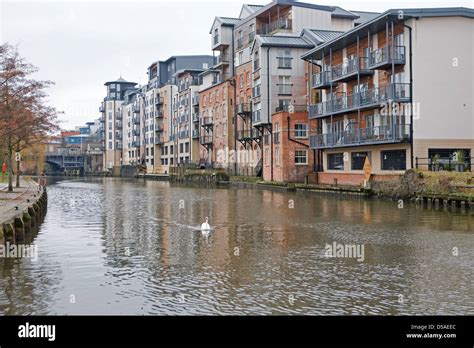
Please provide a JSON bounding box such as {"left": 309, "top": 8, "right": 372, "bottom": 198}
{"left": 363, "top": 157, "right": 372, "bottom": 181}
{"left": 15, "top": 152, "right": 21, "bottom": 162}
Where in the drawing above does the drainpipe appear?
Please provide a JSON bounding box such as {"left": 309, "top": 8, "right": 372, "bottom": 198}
{"left": 287, "top": 116, "right": 309, "bottom": 148}
{"left": 403, "top": 22, "right": 414, "bottom": 170}
{"left": 230, "top": 78, "right": 237, "bottom": 173}
{"left": 267, "top": 46, "right": 273, "bottom": 181}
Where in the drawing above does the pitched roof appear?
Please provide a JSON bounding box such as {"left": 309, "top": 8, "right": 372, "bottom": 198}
{"left": 257, "top": 35, "right": 314, "bottom": 48}
{"left": 331, "top": 6, "right": 359, "bottom": 19}
{"left": 305, "top": 29, "right": 344, "bottom": 44}
{"left": 209, "top": 16, "right": 240, "bottom": 33}
{"left": 302, "top": 7, "right": 474, "bottom": 60}
{"left": 351, "top": 11, "right": 381, "bottom": 25}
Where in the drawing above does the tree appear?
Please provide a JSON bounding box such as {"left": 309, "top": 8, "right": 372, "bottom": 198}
{"left": 0, "top": 43, "right": 59, "bottom": 191}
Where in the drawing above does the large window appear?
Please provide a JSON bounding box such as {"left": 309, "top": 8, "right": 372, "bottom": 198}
{"left": 294, "top": 123, "right": 308, "bottom": 138}
{"left": 295, "top": 150, "right": 308, "bottom": 165}
{"left": 328, "top": 153, "right": 344, "bottom": 170}
{"left": 278, "top": 99, "right": 290, "bottom": 112}
{"left": 351, "top": 152, "right": 370, "bottom": 170}
{"left": 278, "top": 76, "right": 292, "bottom": 95}
{"left": 381, "top": 150, "right": 406, "bottom": 170}
{"left": 278, "top": 49, "right": 292, "bottom": 68}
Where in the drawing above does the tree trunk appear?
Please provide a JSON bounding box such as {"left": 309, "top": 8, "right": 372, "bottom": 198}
{"left": 7, "top": 143, "right": 13, "bottom": 192}
{"left": 15, "top": 152, "right": 20, "bottom": 188}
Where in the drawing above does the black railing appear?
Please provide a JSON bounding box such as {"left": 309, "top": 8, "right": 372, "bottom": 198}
{"left": 415, "top": 156, "right": 473, "bottom": 172}
{"left": 310, "top": 124, "right": 411, "bottom": 149}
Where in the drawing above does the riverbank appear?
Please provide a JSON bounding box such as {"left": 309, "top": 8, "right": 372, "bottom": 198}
{"left": 0, "top": 178, "right": 48, "bottom": 244}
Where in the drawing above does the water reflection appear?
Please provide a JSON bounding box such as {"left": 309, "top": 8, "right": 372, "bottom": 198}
{"left": 0, "top": 177, "right": 472, "bottom": 315}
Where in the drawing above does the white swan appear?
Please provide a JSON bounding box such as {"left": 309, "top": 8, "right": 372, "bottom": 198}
{"left": 201, "top": 217, "right": 210, "bottom": 232}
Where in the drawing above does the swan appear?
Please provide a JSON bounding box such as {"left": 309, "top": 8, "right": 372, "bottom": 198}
{"left": 201, "top": 217, "right": 210, "bottom": 231}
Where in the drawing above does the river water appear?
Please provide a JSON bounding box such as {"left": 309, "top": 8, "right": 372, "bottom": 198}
{"left": 0, "top": 177, "right": 473, "bottom": 315}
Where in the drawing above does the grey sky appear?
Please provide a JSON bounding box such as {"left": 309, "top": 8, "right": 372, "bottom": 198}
{"left": 1, "top": 0, "right": 472, "bottom": 129}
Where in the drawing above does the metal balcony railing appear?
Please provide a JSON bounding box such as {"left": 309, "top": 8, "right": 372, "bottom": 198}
{"left": 155, "top": 96, "right": 164, "bottom": 105}
{"left": 200, "top": 135, "right": 212, "bottom": 145}
{"left": 192, "top": 95, "right": 199, "bottom": 105}
{"left": 179, "top": 130, "right": 189, "bottom": 139}
{"left": 99, "top": 105, "right": 105, "bottom": 113}
{"left": 237, "top": 103, "right": 251, "bottom": 115}
{"left": 312, "top": 71, "right": 333, "bottom": 88}
{"left": 308, "top": 83, "right": 411, "bottom": 118}
{"left": 192, "top": 129, "right": 199, "bottom": 139}
{"left": 310, "top": 124, "right": 411, "bottom": 149}
{"left": 331, "top": 57, "right": 372, "bottom": 82}
{"left": 132, "top": 129, "right": 140, "bottom": 136}
{"left": 132, "top": 141, "right": 140, "bottom": 148}
{"left": 215, "top": 54, "right": 230, "bottom": 65}
{"left": 257, "top": 17, "right": 292, "bottom": 35}
{"left": 156, "top": 110, "right": 164, "bottom": 118}
{"left": 154, "top": 137, "right": 164, "bottom": 145}
{"left": 369, "top": 45, "right": 406, "bottom": 69}
{"left": 133, "top": 105, "right": 140, "bottom": 113}
{"left": 133, "top": 116, "right": 140, "bottom": 124}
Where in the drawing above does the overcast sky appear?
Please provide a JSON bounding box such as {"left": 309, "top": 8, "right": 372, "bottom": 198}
{"left": 1, "top": 0, "right": 472, "bottom": 129}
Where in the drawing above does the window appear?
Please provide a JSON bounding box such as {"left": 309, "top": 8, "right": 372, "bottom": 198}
{"left": 351, "top": 152, "right": 370, "bottom": 170}
{"left": 278, "top": 76, "right": 291, "bottom": 95}
{"left": 240, "top": 74, "right": 244, "bottom": 88}
{"left": 247, "top": 72, "right": 250, "bottom": 85}
{"left": 108, "top": 122, "right": 112, "bottom": 130}
{"left": 381, "top": 150, "right": 406, "bottom": 170}
{"left": 265, "top": 148, "right": 270, "bottom": 165}
{"left": 185, "top": 142, "right": 189, "bottom": 153}
{"left": 278, "top": 99, "right": 290, "bottom": 112}
{"left": 180, "top": 143, "right": 184, "bottom": 153}
{"left": 278, "top": 49, "right": 292, "bottom": 68}
{"left": 294, "top": 124, "right": 308, "bottom": 138}
{"left": 328, "top": 153, "right": 344, "bottom": 170}
{"left": 238, "top": 51, "right": 243, "bottom": 65}
{"left": 108, "top": 142, "right": 112, "bottom": 150}
{"left": 275, "top": 147, "right": 280, "bottom": 166}
{"left": 295, "top": 150, "right": 308, "bottom": 165}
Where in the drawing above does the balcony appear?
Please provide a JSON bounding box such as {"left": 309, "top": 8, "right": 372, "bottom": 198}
{"left": 192, "top": 95, "right": 199, "bottom": 105}
{"left": 212, "top": 34, "right": 229, "bottom": 50}
{"left": 155, "top": 96, "right": 164, "bottom": 105}
{"left": 237, "top": 37, "right": 243, "bottom": 49}
{"left": 179, "top": 130, "right": 189, "bottom": 139}
{"left": 155, "top": 124, "right": 164, "bottom": 132}
{"left": 192, "top": 129, "right": 199, "bottom": 139}
{"left": 310, "top": 124, "right": 411, "bottom": 149}
{"left": 252, "top": 85, "right": 261, "bottom": 98}
{"left": 132, "top": 129, "right": 140, "bottom": 136}
{"left": 116, "top": 121, "right": 123, "bottom": 129}
{"left": 99, "top": 105, "right": 105, "bottom": 113}
{"left": 369, "top": 45, "right": 406, "bottom": 70}
{"left": 156, "top": 110, "right": 164, "bottom": 118}
{"left": 115, "top": 133, "right": 122, "bottom": 140}
{"left": 133, "top": 116, "right": 140, "bottom": 124}
{"left": 308, "top": 83, "right": 411, "bottom": 118}
{"left": 201, "top": 117, "right": 213, "bottom": 128}
{"left": 200, "top": 135, "right": 212, "bottom": 145}
{"left": 312, "top": 71, "right": 335, "bottom": 89}
{"left": 237, "top": 103, "right": 251, "bottom": 115}
{"left": 132, "top": 141, "right": 140, "bottom": 148}
{"left": 331, "top": 57, "right": 373, "bottom": 83}
{"left": 257, "top": 16, "right": 292, "bottom": 35}
{"left": 237, "top": 128, "right": 260, "bottom": 141}
{"left": 133, "top": 105, "right": 140, "bottom": 113}
{"left": 154, "top": 137, "right": 164, "bottom": 145}
{"left": 192, "top": 113, "right": 199, "bottom": 122}
{"left": 100, "top": 115, "right": 105, "bottom": 123}
{"left": 214, "top": 54, "right": 230, "bottom": 67}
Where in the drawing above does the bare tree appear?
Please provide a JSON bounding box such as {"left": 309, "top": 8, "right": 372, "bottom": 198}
{"left": 0, "top": 43, "right": 60, "bottom": 191}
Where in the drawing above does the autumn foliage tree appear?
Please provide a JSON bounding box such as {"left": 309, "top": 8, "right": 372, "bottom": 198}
{"left": 0, "top": 43, "right": 59, "bottom": 191}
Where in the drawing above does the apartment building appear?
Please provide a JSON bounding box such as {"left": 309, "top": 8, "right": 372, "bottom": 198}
{"left": 171, "top": 69, "right": 203, "bottom": 165}
{"left": 100, "top": 77, "right": 137, "bottom": 174}
{"left": 156, "top": 84, "right": 175, "bottom": 174}
{"left": 303, "top": 8, "right": 474, "bottom": 185}
{"left": 120, "top": 88, "right": 138, "bottom": 166}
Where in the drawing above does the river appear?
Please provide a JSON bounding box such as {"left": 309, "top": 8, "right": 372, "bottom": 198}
{"left": 0, "top": 177, "right": 472, "bottom": 315}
